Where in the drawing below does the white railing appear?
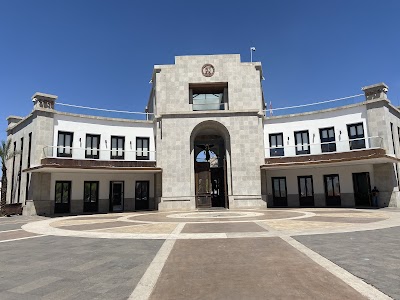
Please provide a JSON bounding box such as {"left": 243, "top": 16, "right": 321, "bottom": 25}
{"left": 43, "top": 146, "right": 156, "bottom": 161}
{"left": 265, "top": 136, "right": 383, "bottom": 158}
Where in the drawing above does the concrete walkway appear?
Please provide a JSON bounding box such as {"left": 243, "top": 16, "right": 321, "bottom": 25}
{"left": 1, "top": 208, "right": 399, "bottom": 299}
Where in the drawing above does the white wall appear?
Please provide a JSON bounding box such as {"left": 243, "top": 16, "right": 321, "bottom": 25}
{"left": 263, "top": 105, "right": 369, "bottom": 157}
{"left": 53, "top": 114, "right": 155, "bottom": 160}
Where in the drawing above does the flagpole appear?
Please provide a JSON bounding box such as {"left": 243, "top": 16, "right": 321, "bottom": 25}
{"left": 250, "top": 47, "right": 256, "bottom": 63}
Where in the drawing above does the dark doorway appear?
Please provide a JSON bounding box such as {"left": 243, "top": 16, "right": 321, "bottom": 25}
{"left": 272, "top": 177, "right": 288, "bottom": 207}
{"left": 110, "top": 181, "right": 124, "bottom": 212}
{"left": 54, "top": 181, "right": 71, "bottom": 214}
{"left": 353, "top": 172, "right": 371, "bottom": 206}
{"left": 135, "top": 181, "right": 149, "bottom": 210}
{"left": 194, "top": 134, "right": 227, "bottom": 209}
{"left": 84, "top": 181, "right": 99, "bottom": 213}
{"left": 324, "top": 174, "right": 341, "bottom": 206}
{"left": 298, "top": 176, "right": 314, "bottom": 207}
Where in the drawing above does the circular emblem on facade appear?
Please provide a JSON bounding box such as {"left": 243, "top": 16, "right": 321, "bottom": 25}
{"left": 202, "top": 64, "right": 215, "bottom": 77}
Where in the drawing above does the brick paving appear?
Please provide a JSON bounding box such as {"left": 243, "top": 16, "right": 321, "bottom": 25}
{"left": 0, "top": 209, "right": 399, "bottom": 299}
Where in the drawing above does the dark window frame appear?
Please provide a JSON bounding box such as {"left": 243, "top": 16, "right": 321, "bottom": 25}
{"left": 189, "top": 83, "right": 228, "bottom": 111}
{"left": 57, "top": 131, "right": 74, "bottom": 157}
{"left": 294, "top": 130, "right": 310, "bottom": 155}
{"left": 85, "top": 134, "right": 101, "bottom": 159}
{"left": 136, "top": 137, "right": 150, "bottom": 160}
{"left": 319, "top": 127, "right": 336, "bottom": 153}
{"left": 84, "top": 181, "right": 99, "bottom": 203}
{"left": 298, "top": 175, "right": 314, "bottom": 206}
{"left": 347, "top": 122, "right": 365, "bottom": 150}
{"left": 110, "top": 136, "right": 125, "bottom": 159}
{"left": 55, "top": 181, "right": 71, "bottom": 204}
{"left": 269, "top": 133, "right": 284, "bottom": 157}
{"left": 324, "top": 174, "right": 341, "bottom": 206}
{"left": 271, "top": 177, "right": 288, "bottom": 207}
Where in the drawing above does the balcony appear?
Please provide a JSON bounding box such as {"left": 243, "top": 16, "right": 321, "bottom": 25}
{"left": 43, "top": 146, "right": 156, "bottom": 161}
{"left": 262, "top": 136, "right": 397, "bottom": 169}
{"left": 24, "top": 146, "right": 159, "bottom": 173}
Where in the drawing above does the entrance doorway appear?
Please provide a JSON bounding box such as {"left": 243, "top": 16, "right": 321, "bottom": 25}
{"left": 324, "top": 174, "right": 341, "bottom": 206}
{"left": 194, "top": 134, "right": 228, "bottom": 209}
{"left": 135, "top": 181, "right": 149, "bottom": 210}
{"left": 353, "top": 172, "right": 371, "bottom": 206}
{"left": 298, "top": 176, "right": 315, "bottom": 207}
{"left": 54, "top": 181, "right": 71, "bottom": 214}
{"left": 84, "top": 181, "right": 99, "bottom": 213}
{"left": 110, "top": 181, "right": 124, "bottom": 212}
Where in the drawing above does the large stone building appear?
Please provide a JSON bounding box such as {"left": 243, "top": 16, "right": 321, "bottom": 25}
{"left": 4, "top": 54, "right": 400, "bottom": 215}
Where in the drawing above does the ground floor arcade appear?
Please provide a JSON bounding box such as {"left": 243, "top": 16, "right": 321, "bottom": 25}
{"left": 262, "top": 161, "right": 400, "bottom": 208}
{"left": 23, "top": 170, "right": 161, "bottom": 216}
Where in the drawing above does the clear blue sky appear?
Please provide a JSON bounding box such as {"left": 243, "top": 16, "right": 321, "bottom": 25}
{"left": 1, "top": 0, "right": 400, "bottom": 143}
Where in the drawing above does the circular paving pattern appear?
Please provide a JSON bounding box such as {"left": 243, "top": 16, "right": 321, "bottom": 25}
{"left": 166, "top": 211, "right": 265, "bottom": 219}
{"left": 21, "top": 208, "right": 400, "bottom": 240}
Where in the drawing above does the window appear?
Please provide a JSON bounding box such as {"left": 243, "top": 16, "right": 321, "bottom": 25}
{"left": 136, "top": 137, "right": 149, "bottom": 160}
{"left": 189, "top": 83, "right": 227, "bottom": 111}
{"left": 84, "top": 182, "right": 99, "bottom": 203}
{"left": 55, "top": 182, "right": 71, "bottom": 204}
{"left": 85, "top": 134, "right": 100, "bottom": 159}
{"left": 57, "top": 131, "right": 73, "bottom": 157}
{"left": 347, "top": 123, "right": 365, "bottom": 150}
{"left": 294, "top": 130, "right": 310, "bottom": 155}
{"left": 269, "top": 133, "right": 284, "bottom": 157}
{"left": 111, "top": 136, "right": 125, "bottom": 159}
{"left": 319, "top": 127, "right": 336, "bottom": 153}
{"left": 271, "top": 177, "right": 287, "bottom": 206}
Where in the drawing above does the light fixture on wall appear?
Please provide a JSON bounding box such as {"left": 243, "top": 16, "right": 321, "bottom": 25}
{"left": 105, "top": 140, "right": 107, "bottom": 149}
{"left": 130, "top": 141, "right": 132, "bottom": 149}
{"left": 79, "top": 138, "right": 82, "bottom": 147}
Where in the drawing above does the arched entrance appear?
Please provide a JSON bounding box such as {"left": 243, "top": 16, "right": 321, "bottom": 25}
{"left": 191, "top": 121, "right": 231, "bottom": 209}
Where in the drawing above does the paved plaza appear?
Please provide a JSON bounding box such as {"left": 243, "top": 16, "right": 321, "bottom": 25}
{"left": 0, "top": 208, "right": 399, "bottom": 299}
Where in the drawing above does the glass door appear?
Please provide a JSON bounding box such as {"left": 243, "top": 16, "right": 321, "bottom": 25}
{"left": 324, "top": 174, "right": 341, "bottom": 206}
{"left": 135, "top": 181, "right": 149, "bottom": 210}
{"left": 272, "top": 177, "right": 288, "bottom": 207}
{"left": 110, "top": 181, "right": 124, "bottom": 212}
{"left": 353, "top": 172, "right": 371, "bottom": 206}
{"left": 298, "top": 176, "right": 314, "bottom": 206}
{"left": 54, "top": 181, "right": 71, "bottom": 214}
{"left": 84, "top": 181, "right": 99, "bottom": 212}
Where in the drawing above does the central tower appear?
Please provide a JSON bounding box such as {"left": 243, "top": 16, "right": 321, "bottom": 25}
{"left": 148, "top": 54, "right": 266, "bottom": 210}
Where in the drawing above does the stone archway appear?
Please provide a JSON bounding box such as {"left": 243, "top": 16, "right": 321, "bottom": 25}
{"left": 190, "top": 121, "right": 231, "bottom": 209}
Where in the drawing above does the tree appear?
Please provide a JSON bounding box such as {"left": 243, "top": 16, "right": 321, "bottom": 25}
{"left": 0, "top": 139, "right": 16, "bottom": 216}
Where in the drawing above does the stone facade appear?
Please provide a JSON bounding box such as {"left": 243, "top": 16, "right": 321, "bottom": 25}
{"left": 4, "top": 55, "right": 400, "bottom": 216}
{"left": 152, "top": 55, "right": 266, "bottom": 210}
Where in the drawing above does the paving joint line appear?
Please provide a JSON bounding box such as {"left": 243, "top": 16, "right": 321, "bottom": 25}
{"left": 128, "top": 222, "right": 186, "bottom": 300}
{"left": 279, "top": 235, "right": 392, "bottom": 300}
{"left": 0, "top": 234, "right": 46, "bottom": 243}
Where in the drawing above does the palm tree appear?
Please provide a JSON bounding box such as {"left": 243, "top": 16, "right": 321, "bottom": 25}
{"left": 0, "top": 139, "right": 14, "bottom": 216}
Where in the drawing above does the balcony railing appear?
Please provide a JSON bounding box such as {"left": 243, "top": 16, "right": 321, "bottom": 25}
{"left": 43, "top": 146, "right": 156, "bottom": 161}
{"left": 265, "top": 136, "right": 383, "bottom": 158}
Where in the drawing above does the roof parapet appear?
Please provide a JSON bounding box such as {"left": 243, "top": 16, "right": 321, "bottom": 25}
{"left": 31, "top": 92, "right": 58, "bottom": 110}
{"left": 362, "top": 83, "right": 388, "bottom": 101}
